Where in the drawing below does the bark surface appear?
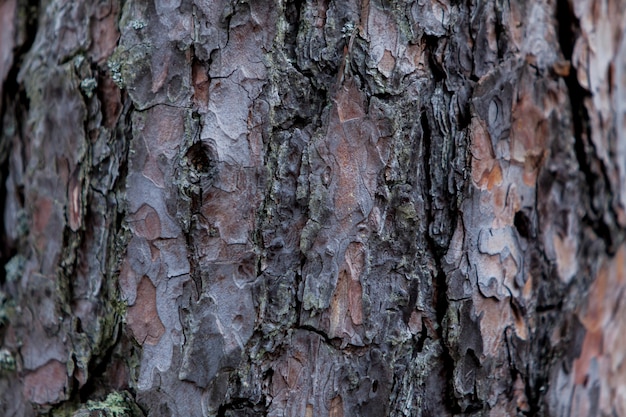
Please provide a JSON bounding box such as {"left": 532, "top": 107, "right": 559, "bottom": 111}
{"left": 0, "top": 0, "right": 625, "bottom": 416}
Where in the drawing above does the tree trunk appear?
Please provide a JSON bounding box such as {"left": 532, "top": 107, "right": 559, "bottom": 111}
{"left": 1, "top": 0, "right": 625, "bottom": 415}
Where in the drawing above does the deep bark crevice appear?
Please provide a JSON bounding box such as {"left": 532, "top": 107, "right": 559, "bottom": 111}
{"left": 419, "top": 106, "right": 460, "bottom": 413}
{"left": 283, "top": 0, "right": 304, "bottom": 64}
{"left": 556, "top": 0, "right": 577, "bottom": 60}
{"left": 75, "top": 322, "right": 123, "bottom": 402}
{"left": 216, "top": 397, "right": 267, "bottom": 417}
{"left": 423, "top": 35, "right": 446, "bottom": 83}
{"left": 0, "top": 0, "right": 40, "bottom": 285}
{"left": 494, "top": 0, "right": 507, "bottom": 61}
{"left": 557, "top": 0, "right": 619, "bottom": 253}
{"left": 0, "top": 149, "right": 14, "bottom": 285}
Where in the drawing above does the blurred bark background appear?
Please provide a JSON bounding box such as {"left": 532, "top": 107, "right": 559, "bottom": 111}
{"left": 0, "top": 0, "right": 625, "bottom": 415}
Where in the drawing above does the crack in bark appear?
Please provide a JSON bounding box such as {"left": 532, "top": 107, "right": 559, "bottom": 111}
{"left": 0, "top": 0, "right": 40, "bottom": 286}
{"left": 420, "top": 101, "right": 460, "bottom": 414}
{"left": 217, "top": 397, "right": 267, "bottom": 417}
{"left": 556, "top": 0, "right": 622, "bottom": 254}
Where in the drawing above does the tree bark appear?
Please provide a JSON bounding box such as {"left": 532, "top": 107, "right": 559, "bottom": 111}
{"left": 1, "top": 0, "right": 625, "bottom": 415}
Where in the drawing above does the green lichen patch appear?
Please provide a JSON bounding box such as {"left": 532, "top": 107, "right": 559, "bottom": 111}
{"left": 4, "top": 254, "right": 26, "bottom": 283}
{"left": 79, "top": 78, "right": 98, "bottom": 98}
{"left": 0, "top": 348, "right": 16, "bottom": 372}
{"left": 107, "top": 43, "right": 152, "bottom": 91}
{"left": 72, "top": 391, "right": 144, "bottom": 417}
{"left": 0, "top": 290, "right": 15, "bottom": 329}
{"left": 130, "top": 20, "right": 146, "bottom": 30}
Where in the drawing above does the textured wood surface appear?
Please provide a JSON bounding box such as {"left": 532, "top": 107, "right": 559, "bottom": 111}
{"left": 0, "top": 0, "right": 625, "bottom": 416}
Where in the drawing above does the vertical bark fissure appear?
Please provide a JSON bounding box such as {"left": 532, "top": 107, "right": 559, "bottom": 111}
{"left": 557, "top": 0, "right": 620, "bottom": 252}
{"left": 0, "top": 0, "right": 40, "bottom": 285}
{"left": 419, "top": 107, "right": 457, "bottom": 412}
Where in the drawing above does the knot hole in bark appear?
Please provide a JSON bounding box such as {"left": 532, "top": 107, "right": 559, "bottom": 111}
{"left": 514, "top": 210, "right": 532, "bottom": 239}
{"left": 186, "top": 142, "right": 215, "bottom": 174}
